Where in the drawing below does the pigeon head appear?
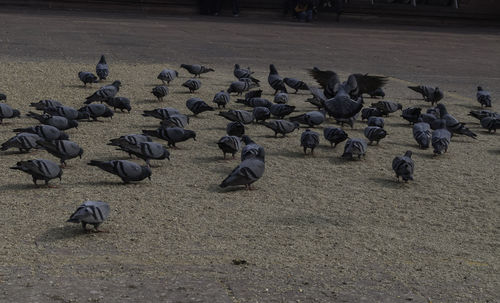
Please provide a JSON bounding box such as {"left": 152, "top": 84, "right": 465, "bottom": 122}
{"left": 59, "top": 132, "right": 69, "bottom": 140}
{"left": 0, "top": 93, "right": 6, "bottom": 101}
{"left": 12, "top": 109, "right": 21, "bottom": 118}
{"left": 111, "top": 80, "right": 122, "bottom": 88}
{"left": 68, "top": 119, "right": 79, "bottom": 129}
{"left": 206, "top": 68, "right": 215, "bottom": 72}
{"left": 269, "top": 64, "right": 278, "bottom": 75}
{"left": 292, "top": 121, "right": 300, "bottom": 130}
{"left": 477, "top": 86, "right": 483, "bottom": 91}
{"left": 99, "top": 55, "right": 106, "bottom": 64}
{"left": 78, "top": 148, "right": 84, "bottom": 159}
{"left": 436, "top": 103, "right": 447, "bottom": 116}
{"left": 66, "top": 206, "right": 91, "bottom": 223}
{"left": 102, "top": 108, "right": 114, "bottom": 118}
{"left": 241, "top": 135, "right": 254, "bottom": 145}
{"left": 434, "top": 87, "right": 444, "bottom": 100}
{"left": 180, "top": 64, "right": 188, "bottom": 68}
{"left": 143, "top": 165, "right": 152, "bottom": 180}
{"left": 404, "top": 150, "right": 413, "bottom": 158}
{"left": 234, "top": 64, "right": 240, "bottom": 70}
{"left": 397, "top": 103, "right": 403, "bottom": 110}
{"left": 185, "top": 130, "right": 196, "bottom": 141}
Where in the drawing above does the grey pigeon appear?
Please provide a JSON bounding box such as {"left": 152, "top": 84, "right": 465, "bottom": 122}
{"left": 283, "top": 77, "right": 308, "bottom": 93}
{"left": 233, "top": 64, "right": 259, "bottom": 83}
{"left": 368, "top": 88, "right": 385, "bottom": 98}
{"left": 427, "top": 106, "right": 441, "bottom": 118}
{"left": 364, "top": 126, "right": 387, "bottom": 145}
{"left": 227, "top": 80, "right": 258, "bottom": 96}
{"left": 108, "top": 134, "right": 152, "bottom": 148}
{"left": 30, "top": 99, "right": 62, "bottom": 111}
{"left": 13, "top": 125, "right": 69, "bottom": 141}
{"left": 361, "top": 107, "right": 383, "bottom": 120}
{"left": 432, "top": 120, "right": 452, "bottom": 155}
{"left": 341, "top": 138, "right": 367, "bottom": 160}
{"left": 78, "top": 104, "right": 114, "bottom": 121}
{"left": 36, "top": 139, "right": 83, "bottom": 167}
{"left": 117, "top": 141, "right": 170, "bottom": 165}
{"left": 182, "top": 79, "right": 202, "bottom": 93}
{"left": 370, "top": 100, "right": 402, "bottom": 115}
{"left": 263, "top": 120, "right": 300, "bottom": 137}
{"left": 235, "top": 97, "right": 272, "bottom": 108}
{"left": 186, "top": 98, "right": 214, "bottom": 115}
{"left": 419, "top": 113, "right": 437, "bottom": 125}
{"left": 480, "top": 116, "right": 500, "bottom": 133}
{"left": 180, "top": 64, "right": 214, "bottom": 77}
{"left": 10, "top": 159, "right": 62, "bottom": 187}
{"left": 274, "top": 92, "right": 289, "bottom": 104}
{"left": 213, "top": 90, "right": 230, "bottom": 109}
{"left": 105, "top": 97, "right": 131, "bottom": 113}
{"left": 241, "top": 135, "right": 262, "bottom": 161}
{"left": 413, "top": 121, "right": 431, "bottom": 149}
{"left": 324, "top": 87, "right": 363, "bottom": 119}
{"left": 85, "top": 80, "right": 121, "bottom": 104}
{"left": 44, "top": 105, "right": 80, "bottom": 120}
{"left": 268, "top": 64, "right": 287, "bottom": 95}
{"left": 408, "top": 85, "right": 443, "bottom": 106}
{"left": 468, "top": 109, "right": 499, "bottom": 121}
{"left": 269, "top": 104, "right": 295, "bottom": 119}
{"left": 142, "top": 127, "right": 196, "bottom": 148}
{"left": 220, "top": 146, "right": 265, "bottom": 190}
{"left": 366, "top": 116, "right": 384, "bottom": 127}
{"left": 157, "top": 69, "right": 178, "bottom": 85}
{"left": 290, "top": 111, "right": 325, "bottom": 127}
{"left": 245, "top": 89, "right": 263, "bottom": 100}
{"left": 151, "top": 85, "right": 169, "bottom": 101}
{"left": 0, "top": 103, "right": 21, "bottom": 123}
{"left": 217, "top": 136, "right": 241, "bottom": 159}
{"left": 392, "top": 151, "right": 414, "bottom": 182}
{"left": 96, "top": 55, "right": 109, "bottom": 80}
{"left": 0, "top": 93, "right": 6, "bottom": 101}
{"left": 306, "top": 86, "right": 327, "bottom": 109}
{"left": 300, "top": 129, "right": 320, "bottom": 155}
{"left": 336, "top": 116, "right": 357, "bottom": 129}
{"left": 401, "top": 107, "right": 422, "bottom": 124}
{"left": 78, "top": 71, "right": 98, "bottom": 86}
{"left": 253, "top": 107, "right": 271, "bottom": 123}
{"left": 1, "top": 133, "right": 41, "bottom": 152}
{"left": 476, "top": 86, "right": 492, "bottom": 107}
{"left": 323, "top": 127, "right": 348, "bottom": 147}
{"left": 26, "top": 112, "right": 78, "bottom": 130}
{"left": 227, "top": 121, "right": 245, "bottom": 137}
{"left": 218, "top": 110, "right": 254, "bottom": 124}
{"left": 142, "top": 107, "right": 179, "bottom": 120}
{"left": 67, "top": 201, "right": 110, "bottom": 232}
{"left": 160, "top": 114, "right": 190, "bottom": 128}
{"left": 88, "top": 160, "right": 151, "bottom": 183}
{"left": 436, "top": 103, "right": 477, "bottom": 139}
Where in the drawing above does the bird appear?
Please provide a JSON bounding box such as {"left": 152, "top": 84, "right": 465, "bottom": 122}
{"left": 274, "top": 92, "right": 289, "bottom": 104}
{"left": 368, "top": 88, "right": 385, "bottom": 98}
{"left": 104, "top": 97, "right": 131, "bottom": 113}
{"left": 180, "top": 64, "right": 214, "bottom": 77}
{"left": 480, "top": 116, "right": 500, "bottom": 133}
{"left": 269, "top": 104, "right": 295, "bottom": 119}
{"left": 116, "top": 141, "right": 170, "bottom": 166}
{"left": 401, "top": 107, "right": 422, "bottom": 125}
{"left": 253, "top": 107, "right": 271, "bottom": 123}
{"left": 341, "top": 138, "right": 367, "bottom": 160}
{"left": 218, "top": 110, "right": 254, "bottom": 124}
{"left": 244, "top": 89, "right": 263, "bottom": 100}
{"left": 36, "top": 140, "right": 83, "bottom": 167}
{"left": 435, "top": 103, "right": 476, "bottom": 139}
{"left": 392, "top": 151, "right": 414, "bottom": 182}
{"left": 0, "top": 103, "right": 21, "bottom": 124}
{"left": 0, "top": 93, "right": 6, "bottom": 101}
{"left": 233, "top": 64, "right": 259, "bottom": 83}
{"left": 44, "top": 105, "right": 80, "bottom": 120}
{"left": 29, "top": 99, "right": 63, "bottom": 111}
{"left": 185, "top": 98, "right": 214, "bottom": 115}
{"left": 412, "top": 120, "right": 431, "bottom": 149}
{"left": 142, "top": 127, "right": 196, "bottom": 148}
{"left": 361, "top": 107, "right": 383, "bottom": 120}
{"left": 151, "top": 85, "right": 169, "bottom": 101}
{"left": 262, "top": 120, "right": 300, "bottom": 137}
{"left": 468, "top": 109, "right": 499, "bottom": 121}
{"left": 240, "top": 135, "right": 262, "bottom": 161}
{"left": 476, "top": 86, "right": 492, "bottom": 108}
{"left": 300, "top": 129, "right": 320, "bottom": 155}
{"left": 142, "top": 107, "right": 179, "bottom": 120}
{"left": 217, "top": 136, "right": 241, "bottom": 159}
{"left": 160, "top": 114, "right": 190, "bottom": 128}
{"left": 268, "top": 64, "right": 287, "bottom": 95}
{"left": 289, "top": 111, "right": 325, "bottom": 127}
{"left": 157, "top": 69, "right": 178, "bottom": 85}
{"left": 431, "top": 120, "right": 452, "bottom": 155}
{"left": 226, "top": 121, "right": 245, "bottom": 137}
{"left": 78, "top": 104, "right": 114, "bottom": 121}
{"left": 10, "top": 159, "right": 63, "bottom": 187}
{"left": 88, "top": 160, "right": 151, "bottom": 183}
{"left": 67, "top": 201, "right": 110, "bottom": 232}
{"left": 305, "top": 86, "right": 327, "bottom": 109}
{"left": 96, "top": 55, "right": 109, "bottom": 80}
{"left": 364, "top": 126, "right": 387, "bottom": 145}
{"left": 227, "top": 80, "right": 258, "bottom": 96}
{"left": 367, "top": 116, "right": 384, "bottom": 128}
{"left": 370, "top": 100, "right": 402, "bottom": 116}
{"left": 78, "top": 71, "right": 98, "bottom": 86}
{"left": 13, "top": 125, "right": 69, "bottom": 141}
{"left": 182, "top": 79, "right": 202, "bottom": 93}
{"left": 323, "top": 127, "right": 348, "bottom": 147}
{"left": 213, "top": 90, "right": 230, "bottom": 109}
{"left": 235, "top": 97, "right": 272, "bottom": 108}
{"left": 1, "top": 133, "right": 42, "bottom": 152}
{"left": 283, "top": 77, "right": 308, "bottom": 93}
{"left": 220, "top": 146, "right": 265, "bottom": 190}
{"left": 26, "top": 112, "right": 78, "bottom": 130}
{"left": 408, "top": 85, "right": 443, "bottom": 106}
{"left": 85, "top": 80, "right": 121, "bottom": 104}
{"left": 335, "top": 116, "right": 357, "bottom": 129}
{"left": 108, "top": 134, "right": 152, "bottom": 148}
{"left": 324, "top": 87, "right": 364, "bottom": 120}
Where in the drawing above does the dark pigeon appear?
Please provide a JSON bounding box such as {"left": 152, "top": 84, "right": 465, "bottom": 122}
{"left": 368, "top": 88, "right": 385, "bottom": 98}
{"left": 218, "top": 110, "right": 254, "bottom": 124}
{"left": 0, "top": 93, "right": 6, "bottom": 101}
{"left": 289, "top": 111, "right": 325, "bottom": 127}
{"left": 283, "top": 77, "right": 308, "bottom": 93}
{"left": 300, "top": 129, "right": 320, "bottom": 155}
{"left": 30, "top": 99, "right": 62, "bottom": 111}
{"left": 480, "top": 116, "right": 500, "bottom": 133}
{"left": 235, "top": 97, "right": 272, "bottom": 108}
{"left": 85, "top": 80, "right": 121, "bottom": 104}
{"left": 151, "top": 85, "right": 169, "bottom": 101}
{"left": 217, "top": 136, "right": 241, "bottom": 159}
{"left": 361, "top": 107, "right": 383, "bottom": 120}
{"left": 468, "top": 109, "right": 499, "bottom": 121}
{"left": 324, "top": 87, "right": 363, "bottom": 120}
{"left": 392, "top": 151, "right": 414, "bottom": 182}
{"left": 26, "top": 112, "right": 78, "bottom": 130}
{"left": 157, "top": 69, "right": 178, "bottom": 85}
{"left": 13, "top": 125, "right": 69, "bottom": 141}
{"left": 401, "top": 107, "right": 422, "bottom": 124}
{"left": 364, "top": 126, "right": 387, "bottom": 145}
{"left": 408, "top": 85, "right": 443, "bottom": 106}
{"left": 432, "top": 120, "right": 452, "bottom": 155}
{"left": 182, "top": 79, "right": 202, "bottom": 93}
{"left": 186, "top": 98, "right": 214, "bottom": 115}
{"left": 67, "top": 201, "right": 110, "bottom": 232}
{"left": 233, "top": 64, "right": 259, "bottom": 83}
{"left": 1, "top": 133, "right": 41, "bottom": 152}
{"left": 413, "top": 121, "right": 431, "bottom": 149}
{"left": 220, "top": 146, "right": 265, "bottom": 190}
{"left": 268, "top": 64, "right": 287, "bottom": 95}
{"left": 160, "top": 114, "right": 190, "bottom": 128}
{"left": 476, "top": 86, "right": 492, "bottom": 108}
{"left": 253, "top": 107, "right": 271, "bottom": 123}
{"left": 10, "top": 159, "right": 62, "bottom": 187}
{"left": 108, "top": 134, "right": 152, "bottom": 148}
{"left": 180, "top": 64, "right": 214, "bottom": 77}
{"left": 117, "top": 141, "right": 170, "bottom": 165}
{"left": 227, "top": 80, "right": 259, "bottom": 96}
{"left": 370, "top": 100, "right": 402, "bottom": 115}
{"left": 213, "top": 90, "right": 230, "bottom": 109}
{"left": 263, "top": 120, "right": 300, "bottom": 137}
{"left": 44, "top": 105, "right": 80, "bottom": 120}
{"left": 367, "top": 116, "right": 384, "bottom": 128}
{"left": 78, "top": 104, "right": 114, "bottom": 121}
{"left": 323, "top": 127, "right": 348, "bottom": 147}
{"left": 227, "top": 121, "right": 245, "bottom": 137}
{"left": 105, "top": 97, "right": 131, "bottom": 113}
{"left": 274, "top": 92, "right": 289, "bottom": 104}
{"left": 96, "top": 55, "right": 109, "bottom": 80}
{"left": 78, "top": 71, "right": 98, "bottom": 86}
{"left": 142, "top": 127, "right": 196, "bottom": 148}
{"left": 88, "top": 160, "right": 152, "bottom": 183}
{"left": 245, "top": 89, "right": 263, "bottom": 100}
{"left": 0, "top": 103, "right": 21, "bottom": 124}
{"left": 269, "top": 104, "right": 295, "bottom": 119}
{"left": 341, "top": 138, "right": 367, "bottom": 160}
{"left": 37, "top": 139, "right": 83, "bottom": 167}
{"left": 142, "top": 107, "right": 179, "bottom": 120}
{"left": 241, "top": 135, "right": 262, "bottom": 161}
{"left": 436, "top": 103, "right": 476, "bottom": 139}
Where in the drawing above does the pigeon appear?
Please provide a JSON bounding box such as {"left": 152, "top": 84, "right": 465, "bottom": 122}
{"left": 364, "top": 126, "right": 387, "bottom": 145}
{"left": 67, "top": 201, "right": 110, "bottom": 232}
{"left": 426, "top": 106, "right": 441, "bottom": 118}
{"left": 142, "top": 107, "right": 179, "bottom": 120}
{"left": 218, "top": 110, "right": 254, "bottom": 124}
{"left": 227, "top": 121, "right": 245, "bottom": 137}
{"left": 0, "top": 103, "right": 21, "bottom": 124}
{"left": 436, "top": 103, "right": 476, "bottom": 139}
{"left": 283, "top": 77, "right": 308, "bottom": 93}
{"left": 85, "top": 80, "right": 121, "bottom": 104}
{"left": 370, "top": 100, "right": 402, "bottom": 115}
{"left": 253, "top": 107, "right": 271, "bottom": 123}
{"left": 29, "top": 99, "right": 62, "bottom": 111}
{"left": 88, "top": 160, "right": 151, "bottom": 183}
{"left": 0, "top": 93, "right": 6, "bottom": 101}
{"left": 160, "top": 114, "right": 190, "bottom": 128}
{"left": 401, "top": 107, "right": 422, "bottom": 124}
{"left": 335, "top": 116, "right": 357, "bottom": 129}
{"left": 233, "top": 64, "right": 259, "bottom": 83}
{"left": 235, "top": 97, "right": 272, "bottom": 108}
{"left": 274, "top": 92, "right": 289, "bottom": 104}
{"left": 468, "top": 109, "right": 499, "bottom": 121}
{"left": 1, "top": 133, "right": 41, "bottom": 152}
{"left": 78, "top": 71, "right": 98, "bottom": 86}
{"left": 96, "top": 55, "right": 109, "bottom": 80}
{"left": 220, "top": 146, "right": 265, "bottom": 190}
{"left": 341, "top": 138, "right": 367, "bottom": 160}
{"left": 157, "top": 69, "right": 178, "bottom": 85}
{"left": 419, "top": 112, "right": 437, "bottom": 125}
{"left": 108, "top": 134, "right": 152, "bottom": 148}
{"left": 44, "top": 105, "right": 80, "bottom": 120}
{"left": 269, "top": 104, "right": 296, "bottom": 119}
{"left": 268, "top": 64, "right": 287, "bottom": 95}
{"left": 289, "top": 111, "right": 325, "bottom": 127}
{"left": 263, "top": 120, "right": 300, "bottom": 137}
{"left": 323, "top": 127, "right": 348, "bottom": 147}
{"left": 213, "top": 90, "right": 230, "bottom": 109}
{"left": 104, "top": 97, "right": 131, "bottom": 113}
{"left": 10, "top": 159, "right": 63, "bottom": 187}
{"left": 36, "top": 139, "right": 83, "bottom": 167}
{"left": 182, "top": 79, "right": 202, "bottom": 93}
{"left": 408, "top": 85, "right": 443, "bottom": 106}
{"left": 26, "top": 112, "right": 78, "bottom": 130}
{"left": 306, "top": 86, "right": 327, "bottom": 109}
{"left": 180, "top": 64, "right": 214, "bottom": 77}
{"left": 241, "top": 135, "right": 262, "bottom": 161}
{"left": 368, "top": 88, "right": 385, "bottom": 98}
{"left": 78, "top": 104, "right": 114, "bottom": 121}
{"left": 217, "top": 136, "right": 241, "bottom": 159}
{"left": 367, "top": 116, "right": 384, "bottom": 128}
{"left": 392, "top": 151, "right": 414, "bottom": 182}
{"left": 13, "top": 125, "right": 69, "bottom": 141}
{"left": 300, "top": 129, "right": 320, "bottom": 155}
{"left": 142, "top": 127, "right": 196, "bottom": 148}
{"left": 227, "top": 80, "right": 258, "bottom": 96}
{"left": 361, "top": 107, "right": 383, "bottom": 120}
{"left": 476, "top": 86, "right": 492, "bottom": 108}
{"left": 245, "top": 89, "right": 263, "bottom": 100}
{"left": 324, "top": 88, "right": 364, "bottom": 120}
{"left": 117, "top": 141, "right": 170, "bottom": 165}
{"left": 480, "top": 116, "right": 500, "bottom": 133}
{"left": 151, "top": 85, "right": 169, "bottom": 101}
{"left": 413, "top": 121, "right": 431, "bottom": 149}
{"left": 432, "top": 120, "right": 452, "bottom": 155}
{"left": 186, "top": 98, "right": 214, "bottom": 115}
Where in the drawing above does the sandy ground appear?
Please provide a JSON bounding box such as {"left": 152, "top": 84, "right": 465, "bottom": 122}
{"left": 0, "top": 8, "right": 499, "bottom": 303}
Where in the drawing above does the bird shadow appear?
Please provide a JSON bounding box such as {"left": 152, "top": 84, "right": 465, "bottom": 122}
{"left": 62, "top": 84, "right": 91, "bottom": 89}
{"left": 370, "top": 177, "right": 412, "bottom": 188}
{"left": 456, "top": 104, "right": 479, "bottom": 110}
{"left": 0, "top": 183, "right": 41, "bottom": 191}
{"left": 390, "top": 141, "right": 418, "bottom": 149}
{"left": 36, "top": 226, "right": 89, "bottom": 242}
{"left": 135, "top": 99, "right": 161, "bottom": 105}
{"left": 487, "top": 149, "right": 500, "bottom": 155}
{"left": 0, "top": 150, "right": 35, "bottom": 156}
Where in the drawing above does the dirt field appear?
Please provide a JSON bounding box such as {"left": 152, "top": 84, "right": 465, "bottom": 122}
{"left": 0, "top": 8, "right": 499, "bottom": 303}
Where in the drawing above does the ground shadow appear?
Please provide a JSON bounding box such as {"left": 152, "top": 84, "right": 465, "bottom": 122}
{"left": 36, "top": 225, "right": 89, "bottom": 242}
{"left": 369, "top": 176, "right": 411, "bottom": 189}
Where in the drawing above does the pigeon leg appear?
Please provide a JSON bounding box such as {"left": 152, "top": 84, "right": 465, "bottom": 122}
{"left": 32, "top": 176, "right": 38, "bottom": 186}
{"left": 311, "top": 148, "right": 315, "bottom": 157}
{"left": 46, "top": 180, "right": 58, "bottom": 188}
{"left": 92, "top": 223, "right": 108, "bottom": 233}
{"left": 81, "top": 222, "right": 88, "bottom": 231}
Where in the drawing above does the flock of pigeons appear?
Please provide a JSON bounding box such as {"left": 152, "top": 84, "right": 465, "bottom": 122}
{"left": 0, "top": 55, "right": 497, "bottom": 232}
